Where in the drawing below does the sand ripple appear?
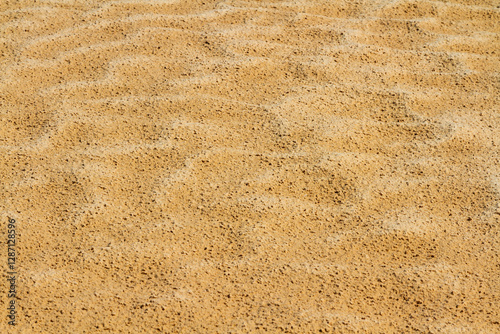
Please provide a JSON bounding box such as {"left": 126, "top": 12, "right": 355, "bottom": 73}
{"left": 1, "top": 0, "right": 499, "bottom": 332}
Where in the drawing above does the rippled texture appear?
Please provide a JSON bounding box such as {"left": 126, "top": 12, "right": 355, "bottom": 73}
{"left": 1, "top": 0, "right": 499, "bottom": 332}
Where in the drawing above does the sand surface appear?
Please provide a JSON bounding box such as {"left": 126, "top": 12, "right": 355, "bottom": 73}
{"left": 1, "top": 0, "right": 499, "bottom": 333}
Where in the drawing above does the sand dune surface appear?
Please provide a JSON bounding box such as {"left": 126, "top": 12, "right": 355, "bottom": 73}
{"left": 1, "top": 0, "right": 499, "bottom": 333}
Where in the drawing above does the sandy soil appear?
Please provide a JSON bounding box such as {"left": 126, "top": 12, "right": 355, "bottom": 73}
{"left": 1, "top": 0, "right": 499, "bottom": 333}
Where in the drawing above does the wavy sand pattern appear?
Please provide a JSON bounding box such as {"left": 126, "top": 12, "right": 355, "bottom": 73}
{"left": 1, "top": 0, "right": 499, "bottom": 332}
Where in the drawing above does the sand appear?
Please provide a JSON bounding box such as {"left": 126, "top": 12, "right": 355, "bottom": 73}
{"left": 0, "top": 0, "right": 499, "bottom": 333}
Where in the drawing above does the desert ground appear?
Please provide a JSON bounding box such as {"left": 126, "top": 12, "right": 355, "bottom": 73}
{"left": 1, "top": 0, "right": 499, "bottom": 333}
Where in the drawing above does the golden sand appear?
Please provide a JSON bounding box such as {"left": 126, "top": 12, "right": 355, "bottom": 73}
{"left": 1, "top": 0, "right": 499, "bottom": 332}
